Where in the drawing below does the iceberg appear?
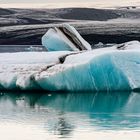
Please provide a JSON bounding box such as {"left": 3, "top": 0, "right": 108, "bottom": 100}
{"left": 0, "top": 41, "right": 140, "bottom": 91}
{"left": 42, "top": 24, "right": 91, "bottom": 51}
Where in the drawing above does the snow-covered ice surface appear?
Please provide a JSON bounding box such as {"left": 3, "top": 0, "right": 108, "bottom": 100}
{"left": 0, "top": 51, "right": 71, "bottom": 90}
{"left": 0, "top": 41, "right": 140, "bottom": 91}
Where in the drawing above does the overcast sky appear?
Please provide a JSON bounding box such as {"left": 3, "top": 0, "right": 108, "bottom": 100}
{"left": 0, "top": 0, "right": 140, "bottom": 8}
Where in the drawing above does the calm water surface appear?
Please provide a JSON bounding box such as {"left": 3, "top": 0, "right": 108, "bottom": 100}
{"left": 0, "top": 91, "right": 140, "bottom": 140}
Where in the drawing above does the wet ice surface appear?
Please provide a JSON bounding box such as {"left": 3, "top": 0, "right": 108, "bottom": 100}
{"left": 0, "top": 91, "right": 140, "bottom": 140}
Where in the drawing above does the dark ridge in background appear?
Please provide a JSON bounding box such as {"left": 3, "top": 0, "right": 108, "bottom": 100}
{"left": 56, "top": 8, "right": 120, "bottom": 21}
{"left": 0, "top": 7, "right": 140, "bottom": 45}
{"left": 0, "top": 8, "right": 121, "bottom": 27}
{"left": 0, "top": 8, "right": 15, "bottom": 15}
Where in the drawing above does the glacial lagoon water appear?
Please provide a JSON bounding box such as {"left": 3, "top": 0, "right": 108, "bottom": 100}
{"left": 0, "top": 91, "right": 140, "bottom": 140}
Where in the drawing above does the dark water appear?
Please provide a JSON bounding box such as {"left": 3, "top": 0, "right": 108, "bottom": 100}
{"left": 0, "top": 45, "right": 46, "bottom": 53}
{"left": 0, "top": 44, "right": 113, "bottom": 53}
{"left": 0, "top": 91, "right": 140, "bottom": 140}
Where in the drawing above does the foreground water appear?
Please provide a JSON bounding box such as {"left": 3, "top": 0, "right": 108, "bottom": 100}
{"left": 0, "top": 91, "right": 140, "bottom": 140}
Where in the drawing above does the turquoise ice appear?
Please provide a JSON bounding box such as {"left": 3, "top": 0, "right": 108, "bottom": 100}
{"left": 35, "top": 50, "right": 140, "bottom": 91}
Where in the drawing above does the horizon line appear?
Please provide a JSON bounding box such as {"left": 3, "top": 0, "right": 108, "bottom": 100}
{"left": 0, "top": 2, "right": 139, "bottom": 9}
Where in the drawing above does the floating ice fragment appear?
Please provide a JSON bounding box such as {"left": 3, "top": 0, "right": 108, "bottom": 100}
{"left": 42, "top": 24, "right": 91, "bottom": 51}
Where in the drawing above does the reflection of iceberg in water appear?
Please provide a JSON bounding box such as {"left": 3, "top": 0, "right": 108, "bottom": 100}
{"left": 0, "top": 92, "right": 140, "bottom": 131}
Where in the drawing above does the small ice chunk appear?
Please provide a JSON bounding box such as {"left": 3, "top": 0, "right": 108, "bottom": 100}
{"left": 115, "top": 41, "right": 140, "bottom": 50}
{"left": 42, "top": 24, "right": 91, "bottom": 51}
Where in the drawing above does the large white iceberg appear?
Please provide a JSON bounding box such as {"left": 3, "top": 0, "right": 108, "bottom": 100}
{"left": 0, "top": 41, "right": 140, "bottom": 91}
